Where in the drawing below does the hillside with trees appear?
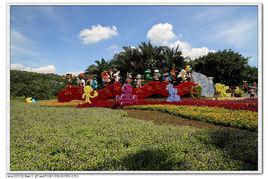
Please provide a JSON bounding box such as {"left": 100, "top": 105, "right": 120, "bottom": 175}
{"left": 10, "top": 70, "right": 65, "bottom": 100}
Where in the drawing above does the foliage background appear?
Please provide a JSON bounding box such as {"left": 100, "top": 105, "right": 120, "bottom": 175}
{"left": 10, "top": 70, "right": 65, "bottom": 100}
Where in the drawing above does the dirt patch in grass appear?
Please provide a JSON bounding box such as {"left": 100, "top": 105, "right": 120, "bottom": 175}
{"left": 124, "top": 109, "right": 239, "bottom": 130}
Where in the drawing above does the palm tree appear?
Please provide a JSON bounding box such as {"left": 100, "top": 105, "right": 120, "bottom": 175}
{"left": 113, "top": 46, "right": 141, "bottom": 80}
{"left": 162, "top": 45, "right": 185, "bottom": 70}
{"left": 85, "top": 58, "right": 113, "bottom": 85}
{"left": 138, "top": 41, "right": 163, "bottom": 71}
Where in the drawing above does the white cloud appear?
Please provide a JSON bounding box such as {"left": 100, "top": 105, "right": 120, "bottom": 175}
{"left": 11, "top": 63, "right": 56, "bottom": 74}
{"left": 147, "top": 23, "right": 213, "bottom": 60}
{"left": 147, "top": 23, "right": 177, "bottom": 45}
{"left": 169, "top": 40, "right": 213, "bottom": 60}
{"left": 79, "top": 24, "right": 118, "bottom": 44}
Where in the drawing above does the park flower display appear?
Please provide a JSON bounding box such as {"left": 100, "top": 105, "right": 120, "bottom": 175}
{"left": 125, "top": 104, "right": 258, "bottom": 130}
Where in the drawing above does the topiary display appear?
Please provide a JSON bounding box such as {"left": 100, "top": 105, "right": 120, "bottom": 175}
{"left": 190, "top": 85, "right": 202, "bottom": 98}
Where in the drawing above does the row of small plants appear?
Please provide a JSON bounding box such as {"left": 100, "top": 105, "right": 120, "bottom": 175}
{"left": 125, "top": 105, "right": 258, "bottom": 130}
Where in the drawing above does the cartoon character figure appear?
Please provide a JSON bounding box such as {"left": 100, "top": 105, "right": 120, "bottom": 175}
{"left": 178, "top": 65, "right": 192, "bottom": 82}
{"left": 90, "top": 76, "right": 98, "bottom": 90}
{"left": 86, "top": 76, "right": 93, "bottom": 85}
{"left": 166, "top": 83, "right": 181, "bottom": 102}
{"left": 248, "top": 86, "right": 255, "bottom": 98}
{"left": 82, "top": 85, "right": 98, "bottom": 104}
{"left": 243, "top": 81, "right": 248, "bottom": 94}
{"left": 64, "top": 73, "right": 77, "bottom": 87}
{"left": 145, "top": 69, "right": 152, "bottom": 81}
{"left": 78, "top": 73, "right": 86, "bottom": 87}
{"left": 101, "top": 71, "right": 111, "bottom": 86}
{"left": 26, "top": 97, "right": 36, "bottom": 103}
{"left": 116, "top": 84, "right": 137, "bottom": 106}
{"left": 153, "top": 69, "right": 161, "bottom": 81}
{"left": 126, "top": 73, "right": 132, "bottom": 84}
{"left": 170, "top": 65, "right": 178, "bottom": 84}
{"left": 26, "top": 97, "right": 32, "bottom": 103}
{"left": 134, "top": 74, "right": 142, "bottom": 88}
{"left": 163, "top": 70, "right": 171, "bottom": 82}
{"left": 113, "top": 71, "right": 121, "bottom": 84}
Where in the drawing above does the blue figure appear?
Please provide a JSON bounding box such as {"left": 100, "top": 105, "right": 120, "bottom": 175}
{"left": 163, "top": 71, "right": 172, "bottom": 82}
{"left": 166, "top": 83, "right": 181, "bottom": 102}
{"left": 90, "top": 77, "right": 98, "bottom": 90}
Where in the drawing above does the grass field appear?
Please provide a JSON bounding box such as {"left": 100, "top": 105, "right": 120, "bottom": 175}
{"left": 10, "top": 100, "right": 258, "bottom": 171}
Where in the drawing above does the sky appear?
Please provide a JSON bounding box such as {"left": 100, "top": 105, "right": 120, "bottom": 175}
{"left": 10, "top": 5, "right": 259, "bottom": 75}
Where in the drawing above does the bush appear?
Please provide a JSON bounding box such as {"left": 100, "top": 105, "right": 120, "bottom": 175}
{"left": 10, "top": 70, "right": 65, "bottom": 100}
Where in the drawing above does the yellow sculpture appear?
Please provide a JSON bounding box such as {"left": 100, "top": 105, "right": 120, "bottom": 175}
{"left": 82, "top": 85, "right": 98, "bottom": 104}
{"left": 26, "top": 97, "right": 32, "bottom": 103}
{"left": 214, "top": 83, "right": 229, "bottom": 97}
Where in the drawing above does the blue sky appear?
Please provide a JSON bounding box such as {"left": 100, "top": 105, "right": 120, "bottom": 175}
{"left": 10, "top": 5, "right": 258, "bottom": 74}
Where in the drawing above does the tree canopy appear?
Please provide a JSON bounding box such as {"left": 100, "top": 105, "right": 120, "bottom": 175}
{"left": 191, "top": 49, "right": 257, "bottom": 86}
{"left": 85, "top": 41, "right": 186, "bottom": 83}
{"left": 84, "top": 43, "right": 258, "bottom": 87}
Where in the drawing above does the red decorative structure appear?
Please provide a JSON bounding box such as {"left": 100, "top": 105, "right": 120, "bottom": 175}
{"left": 58, "top": 81, "right": 198, "bottom": 102}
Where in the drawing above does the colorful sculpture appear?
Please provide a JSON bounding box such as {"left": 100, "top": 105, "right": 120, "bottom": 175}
{"left": 153, "top": 69, "right": 161, "bottom": 81}
{"left": 116, "top": 84, "right": 137, "bottom": 106}
{"left": 190, "top": 84, "right": 202, "bottom": 98}
{"left": 163, "top": 71, "right": 171, "bottom": 82}
{"left": 178, "top": 65, "right": 192, "bottom": 82}
{"left": 214, "top": 83, "right": 230, "bottom": 98}
{"left": 90, "top": 76, "right": 98, "bottom": 90}
{"left": 101, "top": 71, "right": 111, "bottom": 86}
{"left": 78, "top": 73, "right": 86, "bottom": 87}
{"left": 26, "top": 97, "right": 36, "bottom": 103}
{"left": 166, "top": 83, "right": 181, "bottom": 102}
{"left": 126, "top": 73, "right": 132, "bottom": 84}
{"left": 145, "top": 69, "right": 152, "bottom": 81}
{"left": 113, "top": 71, "right": 121, "bottom": 84}
{"left": 134, "top": 74, "right": 142, "bottom": 88}
{"left": 82, "top": 85, "right": 98, "bottom": 104}
{"left": 64, "top": 73, "right": 77, "bottom": 87}
{"left": 170, "top": 65, "right": 177, "bottom": 83}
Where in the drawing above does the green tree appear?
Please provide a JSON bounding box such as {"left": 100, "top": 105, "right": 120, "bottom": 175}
{"left": 162, "top": 45, "right": 185, "bottom": 70}
{"left": 111, "top": 42, "right": 185, "bottom": 80}
{"left": 112, "top": 46, "right": 142, "bottom": 79}
{"left": 192, "top": 49, "right": 256, "bottom": 86}
{"left": 85, "top": 58, "right": 114, "bottom": 85}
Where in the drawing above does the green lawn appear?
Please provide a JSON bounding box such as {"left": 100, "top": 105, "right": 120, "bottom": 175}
{"left": 10, "top": 100, "right": 258, "bottom": 171}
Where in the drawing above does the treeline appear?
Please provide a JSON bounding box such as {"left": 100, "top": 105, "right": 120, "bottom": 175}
{"left": 86, "top": 42, "right": 185, "bottom": 84}
{"left": 10, "top": 70, "right": 65, "bottom": 100}
{"left": 86, "top": 42, "right": 258, "bottom": 86}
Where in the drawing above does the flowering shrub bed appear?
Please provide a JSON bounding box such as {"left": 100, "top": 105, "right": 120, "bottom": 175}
{"left": 77, "top": 98, "right": 257, "bottom": 112}
{"left": 125, "top": 105, "right": 258, "bottom": 130}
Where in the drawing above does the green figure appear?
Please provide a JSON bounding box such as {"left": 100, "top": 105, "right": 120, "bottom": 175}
{"left": 144, "top": 69, "right": 153, "bottom": 81}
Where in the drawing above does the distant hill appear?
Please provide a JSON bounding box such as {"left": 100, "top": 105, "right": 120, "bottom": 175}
{"left": 10, "top": 70, "right": 65, "bottom": 100}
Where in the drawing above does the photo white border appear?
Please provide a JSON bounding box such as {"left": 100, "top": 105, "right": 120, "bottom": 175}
{"left": 4, "top": 0, "right": 263, "bottom": 176}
